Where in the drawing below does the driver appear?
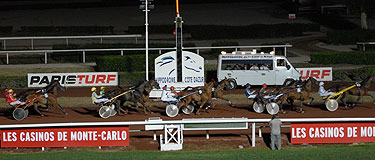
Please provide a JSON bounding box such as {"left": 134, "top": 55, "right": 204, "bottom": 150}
{"left": 91, "top": 87, "right": 109, "bottom": 104}
{"left": 318, "top": 82, "right": 335, "bottom": 97}
{"left": 258, "top": 83, "right": 268, "bottom": 102}
{"left": 161, "top": 85, "right": 178, "bottom": 102}
{"left": 245, "top": 83, "right": 256, "bottom": 98}
{"left": 6, "top": 89, "right": 25, "bottom": 106}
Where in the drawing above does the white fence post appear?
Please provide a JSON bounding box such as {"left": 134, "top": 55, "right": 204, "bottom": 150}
{"left": 121, "top": 50, "right": 123, "bottom": 56}
{"left": 31, "top": 39, "right": 34, "bottom": 50}
{"left": 82, "top": 51, "right": 86, "bottom": 63}
{"left": 6, "top": 53, "right": 9, "bottom": 64}
{"left": 252, "top": 122, "right": 255, "bottom": 147}
{"left": 44, "top": 52, "right": 47, "bottom": 64}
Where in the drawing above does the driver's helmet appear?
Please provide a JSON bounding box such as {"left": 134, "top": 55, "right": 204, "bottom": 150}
{"left": 91, "top": 87, "right": 96, "bottom": 92}
{"left": 246, "top": 83, "right": 251, "bottom": 87}
{"left": 262, "top": 83, "right": 267, "bottom": 87}
{"left": 8, "top": 89, "right": 13, "bottom": 93}
{"left": 319, "top": 82, "right": 324, "bottom": 86}
{"left": 4, "top": 88, "right": 8, "bottom": 92}
{"left": 170, "top": 86, "right": 175, "bottom": 90}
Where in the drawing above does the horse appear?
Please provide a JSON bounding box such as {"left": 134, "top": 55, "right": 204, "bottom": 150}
{"left": 277, "top": 77, "right": 317, "bottom": 113}
{"left": 336, "top": 76, "right": 375, "bottom": 108}
{"left": 212, "top": 78, "right": 232, "bottom": 106}
{"left": 106, "top": 80, "right": 160, "bottom": 114}
{"left": 23, "top": 80, "right": 68, "bottom": 116}
{"left": 177, "top": 80, "right": 215, "bottom": 115}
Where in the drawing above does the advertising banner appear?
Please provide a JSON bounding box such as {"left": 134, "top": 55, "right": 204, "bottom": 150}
{"left": 1, "top": 126, "right": 129, "bottom": 148}
{"left": 291, "top": 123, "right": 375, "bottom": 144}
{"left": 182, "top": 51, "right": 204, "bottom": 86}
{"left": 27, "top": 72, "right": 118, "bottom": 87}
{"left": 154, "top": 51, "right": 177, "bottom": 85}
{"left": 296, "top": 67, "right": 332, "bottom": 81}
{"left": 155, "top": 51, "right": 204, "bottom": 88}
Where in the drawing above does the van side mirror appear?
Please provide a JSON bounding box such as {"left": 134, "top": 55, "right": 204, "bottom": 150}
{"left": 286, "top": 64, "right": 291, "bottom": 70}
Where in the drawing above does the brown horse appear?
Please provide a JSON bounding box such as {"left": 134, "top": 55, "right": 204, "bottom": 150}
{"left": 212, "top": 78, "right": 232, "bottom": 106}
{"left": 337, "top": 76, "right": 375, "bottom": 107}
{"left": 277, "top": 77, "right": 316, "bottom": 113}
{"left": 177, "top": 81, "right": 215, "bottom": 115}
{"left": 23, "top": 80, "right": 68, "bottom": 116}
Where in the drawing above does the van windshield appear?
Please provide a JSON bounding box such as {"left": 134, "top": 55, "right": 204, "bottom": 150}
{"left": 221, "top": 60, "right": 273, "bottom": 70}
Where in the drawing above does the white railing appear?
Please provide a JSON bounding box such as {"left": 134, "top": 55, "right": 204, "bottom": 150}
{"left": 357, "top": 42, "right": 375, "bottom": 51}
{"left": 0, "top": 34, "right": 142, "bottom": 50}
{"left": 0, "top": 117, "right": 374, "bottom": 148}
{"left": 0, "top": 44, "right": 292, "bottom": 64}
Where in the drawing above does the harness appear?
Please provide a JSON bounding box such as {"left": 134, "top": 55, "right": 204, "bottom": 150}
{"left": 103, "top": 89, "right": 133, "bottom": 106}
{"left": 169, "top": 88, "right": 203, "bottom": 103}
{"left": 269, "top": 88, "right": 298, "bottom": 101}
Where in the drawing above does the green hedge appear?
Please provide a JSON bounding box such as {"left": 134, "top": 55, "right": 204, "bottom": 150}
{"left": 311, "top": 51, "right": 375, "bottom": 65}
{"left": 333, "top": 67, "right": 375, "bottom": 82}
{"left": 0, "top": 76, "right": 27, "bottom": 89}
{"left": 327, "top": 30, "right": 375, "bottom": 45}
{"left": 95, "top": 54, "right": 158, "bottom": 72}
{"left": 128, "top": 23, "right": 320, "bottom": 40}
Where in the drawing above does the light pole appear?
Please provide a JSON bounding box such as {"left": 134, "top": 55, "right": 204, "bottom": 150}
{"left": 145, "top": 0, "right": 149, "bottom": 81}
{"left": 140, "top": 0, "right": 154, "bottom": 81}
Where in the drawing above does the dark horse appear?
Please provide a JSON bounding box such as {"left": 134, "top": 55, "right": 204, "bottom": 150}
{"left": 105, "top": 80, "right": 160, "bottom": 114}
{"left": 337, "top": 76, "right": 375, "bottom": 108}
{"left": 21, "top": 80, "right": 68, "bottom": 116}
{"left": 277, "top": 77, "right": 317, "bottom": 113}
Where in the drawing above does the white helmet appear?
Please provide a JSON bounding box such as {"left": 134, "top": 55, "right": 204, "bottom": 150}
{"left": 319, "top": 82, "right": 324, "bottom": 86}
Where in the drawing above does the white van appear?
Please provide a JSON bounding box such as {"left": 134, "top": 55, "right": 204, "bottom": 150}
{"left": 217, "top": 51, "right": 300, "bottom": 89}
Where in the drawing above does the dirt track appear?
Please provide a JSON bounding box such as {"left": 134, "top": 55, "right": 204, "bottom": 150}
{"left": 1, "top": 101, "right": 375, "bottom": 150}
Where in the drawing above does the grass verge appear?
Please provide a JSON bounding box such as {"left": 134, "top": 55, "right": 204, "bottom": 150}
{"left": 0, "top": 143, "right": 375, "bottom": 160}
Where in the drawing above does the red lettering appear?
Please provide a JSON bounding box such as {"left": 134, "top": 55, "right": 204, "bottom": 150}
{"left": 96, "top": 75, "right": 106, "bottom": 84}
{"left": 300, "top": 70, "right": 310, "bottom": 80}
{"left": 310, "top": 70, "right": 320, "bottom": 79}
{"left": 77, "top": 75, "right": 85, "bottom": 84}
{"left": 85, "top": 75, "right": 95, "bottom": 84}
{"left": 321, "top": 70, "right": 330, "bottom": 79}
{"left": 107, "top": 75, "right": 116, "bottom": 83}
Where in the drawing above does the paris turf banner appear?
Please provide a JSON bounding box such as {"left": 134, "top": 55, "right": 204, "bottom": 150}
{"left": 291, "top": 123, "right": 375, "bottom": 144}
{"left": 27, "top": 72, "right": 118, "bottom": 87}
{"left": 1, "top": 126, "right": 129, "bottom": 148}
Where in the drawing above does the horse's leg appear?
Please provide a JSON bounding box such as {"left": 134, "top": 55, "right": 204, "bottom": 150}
{"left": 138, "top": 100, "right": 152, "bottom": 114}
{"left": 50, "top": 98, "right": 68, "bottom": 115}
{"left": 308, "top": 97, "right": 314, "bottom": 105}
{"left": 33, "top": 102, "right": 44, "bottom": 117}
{"left": 369, "top": 94, "right": 375, "bottom": 104}
{"left": 117, "top": 100, "right": 127, "bottom": 115}
{"left": 196, "top": 99, "right": 207, "bottom": 115}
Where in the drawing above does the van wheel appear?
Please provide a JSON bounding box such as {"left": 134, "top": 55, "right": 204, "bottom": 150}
{"left": 226, "top": 79, "right": 237, "bottom": 90}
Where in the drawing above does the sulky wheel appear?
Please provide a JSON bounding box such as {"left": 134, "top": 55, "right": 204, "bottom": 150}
{"left": 266, "top": 102, "right": 279, "bottom": 115}
{"left": 253, "top": 102, "right": 265, "bottom": 113}
{"left": 109, "top": 104, "right": 117, "bottom": 117}
{"left": 13, "top": 108, "right": 26, "bottom": 121}
{"left": 24, "top": 109, "right": 29, "bottom": 118}
{"left": 99, "top": 106, "right": 112, "bottom": 119}
{"left": 325, "top": 99, "right": 339, "bottom": 112}
{"left": 182, "top": 104, "right": 194, "bottom": 115}
{"left": 166, "top": 104, "right": 179, "bottom": 117}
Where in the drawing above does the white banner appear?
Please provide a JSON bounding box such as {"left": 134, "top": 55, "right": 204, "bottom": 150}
{"left": 154, "top": 51, "right": 177, "bottom": 85}
{"left": 154, "top": 51, "right": 204, "bottom": 88}
{"left": 182, "top": 51, "right": 204, "bottom": 86}
{"left": 296, "top": 67, "right": 332, "bottom": 81}
{"left": 27, "top": 72, "right": 118, "bottom": 87}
